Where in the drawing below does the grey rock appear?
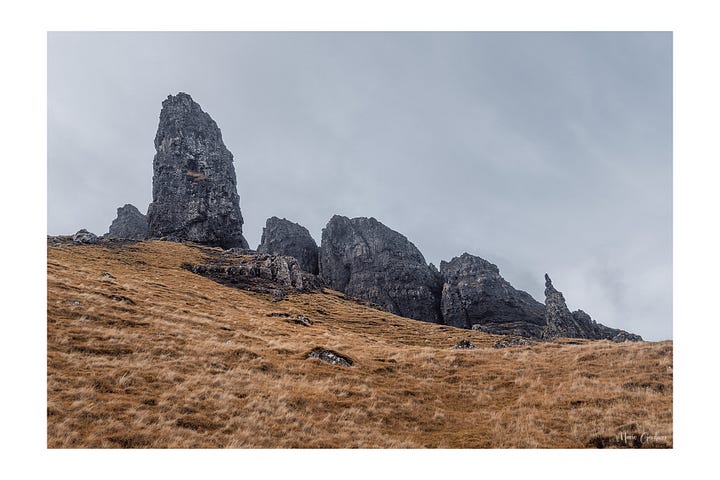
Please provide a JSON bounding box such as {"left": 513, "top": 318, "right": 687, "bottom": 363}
{"left": 147, "top": 92, "right": 249, "bottom": 249}
{"left": 493, "top": 337, "right": 537, "bottom": 348}
{"left": 542, "top": 274, "right": 642, "bottom": 341}
{"left": 185, "top": 253, "right": 323, "bottom": 295}
{"left": 611, "top": 331, "right": 644, "bottom": 343}
{"left": 257, "top": 217, "right": 319, "bottom": 274}
{"left": 542, "top": 273, "right": 588, "bottom": 340}
{"left": 294, "top": 315, "right": 313, "bottom": 327}
{"left": 306, "top": 347, "right": 353, "bottom": 367}
{"left": 72, "top": 229, "right": 98, "bottom": 244}
{"left": 106, "top": 204, "right": 148, "bottom": 240}
{"left": 452, "top": 339, "right": 477, "bottom": 349}
{"left": 440, "top": 253, "right": 545, "bottom": 337}
{"left": 319, "top": 215, "right": 442, "bottom": 324}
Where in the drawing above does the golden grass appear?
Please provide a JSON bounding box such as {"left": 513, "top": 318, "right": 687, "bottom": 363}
{"left": 47, "top": 239, "right": 672, "bottom": 448}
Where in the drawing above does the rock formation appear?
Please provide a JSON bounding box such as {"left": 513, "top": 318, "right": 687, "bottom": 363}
{"left": 440, "top": 253, "right": 546, "bottom": 337}
{"left": 147, "top": 92, "right": 248, "bottom": 249}
{"left": 542, "top": 274, "right": 642, "bottom": 341}
{"left": 185, "top": 252, "right": 322, "bottom": 296}
{"left": 105, "top": 204, "right": 148, "bottom": 240}
{"left": 319, "top": 215, "right": 442, "bottom": 324}
{"left": 257, "top": 217, "right": 319, "bottom": 274}
{"left": 72, "top": 229, "right": 98, "bottom": 244}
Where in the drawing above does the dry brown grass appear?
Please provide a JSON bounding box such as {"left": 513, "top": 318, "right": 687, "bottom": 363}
{"left": 47, "top": 239, "right": 672, "bottom": 448}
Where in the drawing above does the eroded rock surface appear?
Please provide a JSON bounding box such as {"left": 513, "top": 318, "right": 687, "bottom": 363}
{"left": 319, "top": 215, "right": 442, "bottom": 324}
{"left": 542, "top": 274, "right": 642, "bottom": 341}
{"left": 106, "top": 204, "right": 148, "bottom": 240}
{"left": 184, "top": 251, "right": 322, "bottom": 296}
{"left": 257, "top": 217, "right": 319, "bottom": 274}
{"left": 147, "top": 92, "right": 248, "bottom": 249}
{"left": 72, "top": 229, "right": 98, "bottom": 244}
{"left": 440, "top": 253, "right": 545, "bottom": 337}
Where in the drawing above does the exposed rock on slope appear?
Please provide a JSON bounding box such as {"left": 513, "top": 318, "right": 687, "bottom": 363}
{"left": 440, "top": 253, "right": 545, "bottom": 337}
{"left": 257, "top": 217, "right": 319, "bottom": 274}
{"left": 105, "top": 204, "right": 148, "bottom": 240}
{"left": 542, "top": 274, "right": 642, "bottom": 342}
{"left": 147, "top": 92, "right": 249, "bottom": 249}
{"left": 319, "top": 215, "right": 442, "bottom": 324}
{"left": 185, "top": 251, "right": 322, "bottom": 296}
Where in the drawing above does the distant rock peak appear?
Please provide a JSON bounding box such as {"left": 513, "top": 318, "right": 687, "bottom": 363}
{"left": 440, "top": 253, "right": 545, "bottom": 336}
{"left": 319, "top": 215, "right": 441, "bottom": 323}
{"left": 106, "top": 203, "right": 148, "bottom": 240}
{"left": 257, "top": 217, "right": 319, "bottom": 274}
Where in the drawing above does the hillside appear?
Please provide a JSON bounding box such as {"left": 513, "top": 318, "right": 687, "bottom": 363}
{"left": 47, "top": 238, "right": 672, "bottom": 448}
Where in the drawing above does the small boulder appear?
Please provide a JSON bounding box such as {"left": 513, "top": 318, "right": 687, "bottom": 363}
{"left": 73, "top": 229, "right": 98, "bottom": 244}
{"left": 294, "top": 315, "right": 313, "bottom": 327}
{"left": 452, "top": 339, "right": 477, "bottom": 349}
{"left": 306, "top": 347, "right": 353, "bottom": 366}
{"left": 493, "top": 337, "right": 537, "bottom": 348}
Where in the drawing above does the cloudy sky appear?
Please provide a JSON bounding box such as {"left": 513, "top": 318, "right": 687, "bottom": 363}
{"left": 47, "top": 32, "right": 672, "bottom": 340}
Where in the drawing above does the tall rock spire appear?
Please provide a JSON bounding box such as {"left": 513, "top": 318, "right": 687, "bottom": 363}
{"left": 147, "top": 92, "right": 249, "bottom": 249}
{"left": 542, "top": 273, "right": 586, "bottom": 339}
{"left": 542, "top": 273, "right": 642, "bottom": 342}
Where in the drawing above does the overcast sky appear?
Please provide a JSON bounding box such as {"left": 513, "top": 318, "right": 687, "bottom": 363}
{"left": 47, "top": 32, "right": 672, "bottom": 340}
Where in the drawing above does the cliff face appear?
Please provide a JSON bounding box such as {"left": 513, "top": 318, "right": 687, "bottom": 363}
{"left": 147, "top": 93, "right": 248, "bottom": 249}
{"left": 319, "top": 215, "right": 442, "bottom": 324}
{"left": 257, "top": 217, "right": 319, "bottom": 274}
{"left": 440, "top": 253, "right": 546, "bottom": 337}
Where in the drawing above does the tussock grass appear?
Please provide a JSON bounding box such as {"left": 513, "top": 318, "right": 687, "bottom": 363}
{"left": 47, "top": 240, "right": 672, "bottom": 448}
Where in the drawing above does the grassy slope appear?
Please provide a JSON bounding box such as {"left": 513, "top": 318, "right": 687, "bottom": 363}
{"left": 47, "top": 240, "right": 673, "bottom": 448}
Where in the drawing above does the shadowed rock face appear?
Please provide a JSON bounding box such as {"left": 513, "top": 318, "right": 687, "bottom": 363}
{"left": 542, "top": 274, "right": 642, "bottom": 342}
{"left": 147, "top": 92, "right": 248, "bottom": 249}
{"left": 319, "top": 215, "right": 442, "bottom": 324}
{"left": 106, "top": 204, "right": 148, "bottom": 240}
{"left": 440, "top": 253, "right": 546, "bottom": 337}
{"left": 257, "top": 217, "right": 319, "bottom": 274}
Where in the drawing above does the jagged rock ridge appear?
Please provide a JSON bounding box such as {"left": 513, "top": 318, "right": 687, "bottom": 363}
{"left": 147, "top": 92, "right": 248, "bottom": 249}
{"left": 319, "top": 215, "right": 442, "bottom": 324}
{"left": 105, "top": 204, "right": 148, "bottom": 240}
{"left": 257, "top": 217, "right": 319, "bottom": 274}
{"left": 542, "top": 274, "right": 642, "bottom": 342}
{"left": 440, "top": 253, "right": 546, "bottom": 337}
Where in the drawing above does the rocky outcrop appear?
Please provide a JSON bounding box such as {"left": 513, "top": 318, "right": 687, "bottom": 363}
{"left": 492, "top": 337, "right": 537, "bottom": 348}
{"left": 106, "top": 204, "right": 148, "bottom": 240}
{"left": 319, "top": 215, "right": 442, "bottom": 324}
{"left": 440, "top": 253, "right": 546, "bottom": 337}
{"left": 257, "top": 217, "right": 319, "bottom": 274}
{"left": 147, "top": 92, "right": 248, "bottom": 249}
{"left": 542, "top": 274, "right": 642, "bottom": 341}
{"left": 72, "top": 229, "right": 98, "bottom": 244}
{"left": 184, "top": 252, "right": 322, "bottom": 296}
